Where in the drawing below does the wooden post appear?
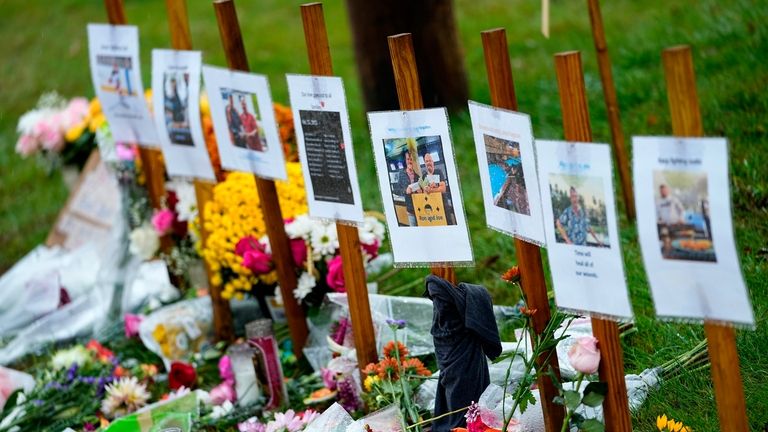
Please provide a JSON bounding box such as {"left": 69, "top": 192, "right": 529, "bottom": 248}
{"left": 212, "top": 0, "right": 308, "bottom": 355}
{"left": 104, "top": 0, "right": 167, "bottom": 211}
{"left": 300, "top": 3, "right": 378, "bottom": 367}
{"left": 586, "top": 0, "right": 635, "bottom": 221}
{"left": 164, "top": 0, "right": 234, "bottom": 342}
{"left": 554, "top": 51, "right": 632, "bottom": 431}
{"left": 480, "top": 28, "right": 565, "bottom": 432}
{"left": 662, "top": 45, "right": 749, "bottom": 432}
{"left": 387, "top": 33, "right": 456, "bottom": 285}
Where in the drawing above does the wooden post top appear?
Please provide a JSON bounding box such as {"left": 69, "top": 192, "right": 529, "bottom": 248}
{"left": 105, "top": 0, "right": 127, "bottom": 25}
{"left": 662, "top": 45, "right": 704, "bottom": 137}
{"left": 387, "top": 33, "right": 424, "bottom": 111}
{"left": 166, "top": 0, "right": 192, "bottom": 50}
{"left": 555, "top": 51, "right": 592, "bottom": 142}
{"left": 213, "top": 0, "right": 250, "bottom": 72}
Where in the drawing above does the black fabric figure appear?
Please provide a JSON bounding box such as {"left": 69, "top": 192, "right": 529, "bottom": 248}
{"left": 424, "top": 275, "right": 502, "bottom": 431}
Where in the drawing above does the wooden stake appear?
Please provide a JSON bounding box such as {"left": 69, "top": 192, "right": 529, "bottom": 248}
{"left": 554, "top": 51, "right": 632, "bottom": 432}
{"left": 300, "top": 2, "right": 378, "bottom": 367}
{"left": 104, "top": 0, "right": 167, "bottom": 212}
{"left": 662, "top": 45, "right": 749, "bottom": 431}
{"left": 213, "top": 0, "right": 308, "bottom": 355}
{"left": 480, "top": 28, "right": 565, "bottom": 432}
{"left": 387, "top": 33, "right": 456, "bottom": 285}
{"left": 586, "top": 0, "right": 635, "bottom": 221}
{"left": 163, "top": 0, "right": 234, "bottom": 342}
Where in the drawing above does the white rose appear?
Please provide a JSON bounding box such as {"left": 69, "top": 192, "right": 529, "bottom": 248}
{"left": 129, "top": 225, "right": 160, "bottom": 260}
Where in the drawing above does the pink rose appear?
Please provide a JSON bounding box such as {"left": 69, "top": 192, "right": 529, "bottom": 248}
{"left": 37, "top": 116, "right": 64, "bottom": 152}
{"left": 235, "top": 236, "right": 262, "bottom": 257}
{"left": 15, "top": 134, "right": 38, "bottom": 157}
{"left": 218, "top": 355, "right": 234, "bottom": 384}
{"left": 116, "top": 143, "right": 135, "bottom": 161}
{"left": 567, "top": 336, "right": 601, "bottom": 374}
{"left": 209, "top": 381, "right": 236, "bottom": 405}
{"left": 361, "top": 239, "right": 379, "bottom": 259}
{"left": 326, "top": 255, "right": 345, "bottom": 293}
{"left": 124, "top": 313, "right": 143, "bottom": 338}
{"left": 151, "top": 209, "right": 175, "bottom": 235}
{"left": 290, "top": 238, "right": 307, "bottom": 267}
{"left": 243, "top": 249, "right": 272, "bottom": 274}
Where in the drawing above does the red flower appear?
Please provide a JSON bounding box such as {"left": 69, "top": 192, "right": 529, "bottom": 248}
{"left": 362, "top": 363, "right": 378, "bottom": 377}
{"left": 361, "top": 239, "right": 379, "bottom": 259}
{"left": 168, "top": 361, "right": 197, "bottom": 390}
{"left": 382, "top": 340, "right": 408, "bottom": 360}
{"left": 86, "top": 340, "right": 114, "bottom": 363}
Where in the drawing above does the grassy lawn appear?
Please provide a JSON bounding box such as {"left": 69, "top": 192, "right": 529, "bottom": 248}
{"left": 0, "top": 0, "right": 766, "bottom": 430}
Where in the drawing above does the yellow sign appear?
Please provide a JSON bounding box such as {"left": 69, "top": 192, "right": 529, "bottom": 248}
{"left": 412, "top": 192, "right": 447, "bottom": 226}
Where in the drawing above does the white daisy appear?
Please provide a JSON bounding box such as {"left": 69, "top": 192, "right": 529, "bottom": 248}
{"left": 293, "top": 272, "right": 316, "bottom": 300}
{"left": 285, "top": 214, "right": 315, "bottom": 240}
{"left": 166, "top": 179, "right": 197, "bottom": 222}
{"left": 310, "top": 223, "right": 338, "bottom": 257}
{"left": 50, "top": 346, "right": 90, "bottom": 370}
{"left": 100, "top": 377, "right": 151, "bottom": 419}
{"left": 210, "top": 400, "right": 234, "bottom": 419}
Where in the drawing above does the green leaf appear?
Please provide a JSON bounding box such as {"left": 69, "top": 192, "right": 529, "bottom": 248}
{"left": 581, "top": 382, "right": 608, "bottom": 407}
{"left": 580, "top": 418, "right": 605, "bottom": 432}
{"left": 563, "top": 389, "right": 582, "bottom": 410}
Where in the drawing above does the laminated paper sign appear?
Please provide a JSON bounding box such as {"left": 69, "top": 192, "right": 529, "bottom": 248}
{"left": 468, "top": 101, "right": 546, "bottom": 245}
{"left": 536, "top": 140, "right": 632, "bottom": 319}
{"left": 286, "top": 74, "right": 363, "bottom": 223}
{"left": 632, "top": 136, "right": 753, "bottom": 325}
{"left": 151, "top": 50, "right": 215, "bottom": 181}
{"left": 368, "top": 108, "right": 473, "bottom": 266}
{"left": 202, "top": 65, "right": 286, "bottom": 180}
{"left": 87, "top": 24, "right": 158, "bottom": 146}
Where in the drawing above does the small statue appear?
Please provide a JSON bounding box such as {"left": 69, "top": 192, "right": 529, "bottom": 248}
{"left": 424, "top": 275, "right": 502, "bottom": 431}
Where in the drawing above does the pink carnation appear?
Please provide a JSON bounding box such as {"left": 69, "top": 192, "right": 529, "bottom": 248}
{"left": 116, "top": 143, "right": 135, "bottom": 161}
{"left": 37, "top": 115, "right": 64, "bottom": 152}
{"left": 124, "top": 313, "right": 143, "bottom": 338}
{"left": 218, "top": 355, "right": 234, "bottom": 384}
{"left": 151, "top": 209, "right": 176, "bottom": 235}
{"left": 209, "top": 381, "right": 236, "bottom": 405}
{"left": 326, "top": 255, "right": 345, "bottom": 293}
{"left": 15, "top": 134, "right": 38, "bottom": 157}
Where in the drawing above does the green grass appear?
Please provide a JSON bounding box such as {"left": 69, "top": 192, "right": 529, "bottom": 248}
{"left": 0, "top": 0, "right": 766, "bottom": 430}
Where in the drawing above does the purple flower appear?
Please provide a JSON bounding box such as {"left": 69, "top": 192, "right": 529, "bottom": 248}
{"left": 320, "top": 368, "right": 337, "bottom": 391}
{"left": 66, "top": 363, "right": 79, "bottom": 382}
{"left": 337, "top": 378, "right": 361, "bottom": 412}
{"left": 386, "top": 319, "right": 407, "bottom": 329}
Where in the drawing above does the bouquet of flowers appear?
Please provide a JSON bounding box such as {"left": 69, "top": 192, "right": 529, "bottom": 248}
{"left": 15, "top": 92, "right": 105, "bottom": 171}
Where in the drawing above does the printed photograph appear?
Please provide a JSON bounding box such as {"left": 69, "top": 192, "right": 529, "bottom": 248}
{"left": 163, "top": 72, "right": 192, "bottom": 146}
{"left": 549, "top": 174, "right": 610, "bottom": 248}
{"left": 298, "top": 110, "right": 354, "bottom": 204}
{"left": 653, "top": 170, "right": 716, "bottom": 262}
{"left": 220, "top": 88, "right": 267, "bottom": 152}
{"left": 483, "top": 134, "right": 530, "bottom": 215}
{"left": 383, "top": 135, "right": 456, "bottom": 227}
{"left": 96, "top": 55, "right": 136, "bottom": 97}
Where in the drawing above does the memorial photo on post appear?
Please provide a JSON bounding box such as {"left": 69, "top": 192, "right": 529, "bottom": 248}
{"left": 163, "top": 72, "right": 192, "bottom": 146}
{"left": 220, "top": 88, "right": 267, "bottom": 152}
{"left": 549, "top": 174, "right": 610, "bottom": 248}
{"left": 483, "top": 134, "right": 530, "bottom": 215}
{"left": 298, "top": 110, "right": 353, "bottom": 204}
{"left": 96, "top": 55, "right": 138, "bottom": 108}
{"left": 383, "top": 136, "right": 456, "bottom": 227}
{"left": 653, "top": 170, "right": 716, "bottom": 262}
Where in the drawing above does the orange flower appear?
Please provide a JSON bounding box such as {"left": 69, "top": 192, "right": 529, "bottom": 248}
{"left": 519, "top": 306, "right": 538, "bottom": 317}
{"left": 500, "top": 266, "right": 521, "bottom": 283}
{"left": 401, "top": 357, "right": 431, "bottom": 377}
{"left": 273, "top": 103, "right": 297, "bottom": 162}
{"left": 377, "top": 357, "right": 400, "bottom": 380}
{"left": 382, "top": 340, "right": 408, "bottom": 360}
{"left": 362, "top": 362, "right": 378, "bottom": 377}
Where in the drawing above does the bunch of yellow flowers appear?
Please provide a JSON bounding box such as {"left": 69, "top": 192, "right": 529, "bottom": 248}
{"left": 201, "top": 165, "right": 308, "bottom": 299}
{"left": 63, "top": 97, "right": 107, "bottom": 143}
{"left": 656, "top": 415, "right": 691, "bottom": 432}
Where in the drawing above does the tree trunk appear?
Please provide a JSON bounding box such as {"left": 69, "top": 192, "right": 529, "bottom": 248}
{"left": 344, "top": 0, "right": 469, "bottom": 112}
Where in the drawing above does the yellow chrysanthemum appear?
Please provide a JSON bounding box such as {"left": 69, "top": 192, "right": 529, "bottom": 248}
{"left": 657, "top": 415, "right": 668, "bottom": 431}
{"left": 201, "top": 166, "right": 307, "bottom": 297}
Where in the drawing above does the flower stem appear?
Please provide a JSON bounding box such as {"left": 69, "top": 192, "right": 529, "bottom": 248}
{"left": 559, "top": 373, "right": 584, "bottom": 432}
